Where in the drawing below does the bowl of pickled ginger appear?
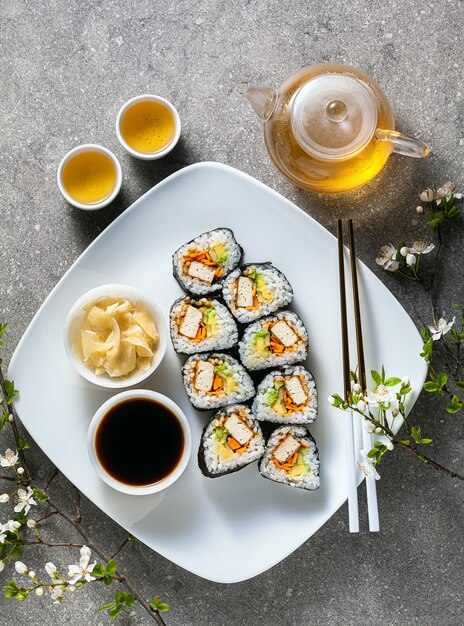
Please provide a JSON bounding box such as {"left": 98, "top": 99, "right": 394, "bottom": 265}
{"left": 64, "top": 284, "right": 167, "bottom": 388}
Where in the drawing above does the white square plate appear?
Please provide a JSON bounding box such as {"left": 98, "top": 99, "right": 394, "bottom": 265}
{"left": 9, "top": 163, "right": 427, "bottom": 583}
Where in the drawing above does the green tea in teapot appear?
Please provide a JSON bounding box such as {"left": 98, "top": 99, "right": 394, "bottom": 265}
{"left": 241, "top": 64, "right": 430, "bottom": 194}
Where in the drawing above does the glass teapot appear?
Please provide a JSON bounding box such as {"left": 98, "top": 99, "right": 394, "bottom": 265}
{"left": 240, "top": 64, "right": 430, "bottom": 194}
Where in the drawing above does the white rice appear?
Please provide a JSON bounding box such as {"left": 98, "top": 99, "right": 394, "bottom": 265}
{"left": 170, "top": 297, "right": 238, "bottom": 354}
{"left": 259, "top": 425, "right": 320, "bottom": 490}
{"left": 182, "top": 352, "right": 255, "bottom": 410}
{"left": 239, "top": 311, "right": 309, "bottom": 371}
{"left": 173, "top": 228, "right": 242, "bottom": 296}
{"left": 201, "top": 405, "right": 265, "bottom": 476}
{"left": 222, "top": 263, "right": 293, "bottom": 323}
{"left": 252, "top": 365, "right": 318, "bottom": 424}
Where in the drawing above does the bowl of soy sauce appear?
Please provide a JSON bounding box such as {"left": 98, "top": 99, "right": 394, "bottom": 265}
{"left": 87, "top": 390, "right": 191, "bottom": 495}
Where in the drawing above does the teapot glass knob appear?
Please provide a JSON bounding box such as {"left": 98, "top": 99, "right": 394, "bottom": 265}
{"left": 375, "top": 129, "right": 430, "bottom": 158}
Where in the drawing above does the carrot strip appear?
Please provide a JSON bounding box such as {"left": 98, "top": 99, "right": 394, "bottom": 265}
{"left": 213, "top": 375, "right": 223, "bottom": 391}
{"left": 227, "top": 437, "right": 241, "bottom": 451}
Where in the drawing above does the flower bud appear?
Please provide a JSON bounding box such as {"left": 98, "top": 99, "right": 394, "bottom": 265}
{"left": 406, "top": 253, "right": 416, "bottom": 266}
{"left": 0, "top": 560, "right": 4, "bottom": 573}
{"left": 69, "top": 585, "right": 76, "bottom": 592}
{"left": 386, "top": 441, "right": 394, "bottom": 450}
{"left": 357, "top": 400, "right": 366, "bottom": 412}
{"left": 400, "top": 246, "right": 409, "bottom": 257}
{"left": 420, "top": 188, "right": 434, "bottom": 202}
{"left": 15, "top": 561, "right": 28, "bottom": 575}
{"left": 17, "top": 467, "right": 24, "bottom": 475}
{"left": 27, "top": 519, "right": 37, "bottom": 529}
{"left": 0, "top": 493, "right": 10, "bottom": 503}
{"left": 353, "top": 383, "right": 361, "bottom": 393}
{"left": 28, "top": 570, "right": 36, "bottom": 579}
{"left": 392, "top": 408, "right": 399, "bottom": 417}
{"left": 401, "top": 376, "right": 410, "bottom": 386}
{"left": 364, "top": 420, "right": 375, "bottom": 433}
{"left": 45, "top": 562, "right": 57, "bottom": 578}
{"left": 416, "top": 205, "right": 424, "bottom": 214}
{"left": 375, "top": 427, "right": 383, "bottom": 434}
{"left": 8, "top": 414, "right": 14, "bottom": 422}
{"left": 35, "top": 587, "right": 44, "bottom": 596}
{"left": 12, "top": 520, "right": 21, "bottom": 529}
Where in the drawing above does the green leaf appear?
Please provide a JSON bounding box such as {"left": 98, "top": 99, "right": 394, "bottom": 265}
{"left": 17, "top": 437, "right": 30, "bottom": 451}
{"left": 400, "top": 439, "right": 410, "bottom": 445}
{"left": 411, "top": 426, "right": 422, "bottom": 443}
{"left": 420, "top": 327, "right": 431, "bottom": 341}
{"left": 125, "top": 594, "right": 135, "bottom": 607}
{"left": 399, "top": 386, "right": 412, "bottom": 396}
{"left": 98, "top": 602, "right": 116, "bottom": 612}
{"left": 32, "top": 488, "right": 48, "bottom": 502}
{"left": 436, "top": 372, "right": 448, "bottom": 388}
{"left": 452, "top": 395, "right": 461, "bottom": 408}
{"left": 417, "top": 454, "right": 427, "bottom": 462}
{"left": 457, "top": 381, "right": 464, "bottom": 390}
{"left": 446, "top": 404, "right": 460, "bottom": 414}
{"left": 371, "top": 370, "right": 382, "bottom": 386}
{"left": 0, "top": 412, "right": 8, "bottom": 430}
{"left": 423, "top": 381, "right": 438, "bottom": 392}
{"left": 92, "top": 564, "right": 104, "bottom": 577}
{"left": 150, "top": 595, "right": 170, "bottom": 612}
{"left": 128, "top": 535, "right": 138, "bottom": 543}
{"left": 109, "top": 605, "right": 123, "bottom": 619}
{"left": 105, "top": 560, "right": 117, "bottom": 576}
{"left": 103, "top": 575, "right": 113, "bottom": 586}
{"left": 420, "top": 438, "right": 432, "bottom": 444}
{"left": 381, "top": 365, "right": 385, "bottom": 383}
{"left": 4, "top": 380, "right": 18, "bottom": 404}
{"left": 384, "top": 377, "right": 402, "bottom": 387}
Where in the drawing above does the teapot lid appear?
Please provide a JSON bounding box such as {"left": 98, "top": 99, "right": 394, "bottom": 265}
{"left": 291, "top": 74, "right": 378, "bottom": 160}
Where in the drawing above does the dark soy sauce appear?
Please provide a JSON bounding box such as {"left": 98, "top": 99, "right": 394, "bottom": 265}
{"left": 95, "top": 398, "right": 184, "bottom": 486}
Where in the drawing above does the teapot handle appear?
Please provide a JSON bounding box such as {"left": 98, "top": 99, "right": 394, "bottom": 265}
{"left": 375, "top": 129, "right": 430, "bottom": 158}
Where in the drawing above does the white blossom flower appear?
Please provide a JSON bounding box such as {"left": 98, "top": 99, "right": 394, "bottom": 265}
{"left": 401, "top": 376, "right": 410, "bottom": 386}
{"left": 14, "top": 486, "right": 37, "bottom": 514}
{"left": 410, "top": 239, "right": 435, "bottom": 254}
{"left": 375, "top": 244, "right": 399, "bottom": 272}
{"left": 386, "top": 441, "right": 394, "bottom": 450}
{"left": 436, "top": 181, "right": 458, "bottom": 200}
{"left": 0, "top": 448, "right": 18, "bottom": 467}
{"left": 27, "top": 519, "right": 37, "bottom": 529}
{"left": 363, "top": 419, "right": 375, "bottom": 433}
{"left": 67, "top": 545, "right": 96, "bottom": 584}
{"left": 367, "top": 385, "right": 395, "bottom": 406}
{"left": 45, "top": 562, "right": 58, "bottom": 578}
{"left": 428, "top": 316, "right": 455, "bottom": 341}
{"left": 12, "top": 520, "right": 21, "bottom": 529}
{"left": 50, "top": 585, "right": 63, "bottom": 602}
{"left": 15, "top": 561, "right": 28, "bottom": 575}
{"left": 406, "top": 253, "right": 416, "bottom": 267}
{"left": 358, "top": 450, "right": 380, "bottom": 480}
{"left": 357, "top": 399, "right": 366, "bottom": 412}
{"left": 420, "top": 188, "right": 434, "bottom": 202}
{"left": 0, "top": 519, "right": 19, "bottom": 542}
{"left": 400, "top": 246, "right": 410, "bottom": 257}
{"left": 35, "top": 587, "right": 44, "bottom": 596}
{"left": 416, "top": 205, "right": 424, "bottom": 214}
{"left": 0, "top": 493, "right": 10, "bottom": 503}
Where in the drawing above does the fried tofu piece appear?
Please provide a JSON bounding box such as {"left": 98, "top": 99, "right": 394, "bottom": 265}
{"left": 285, "top": 376, "right": 307, "bottom": 405}
{"left": 194, "top": 360, "right": 215, "bottom": 392}
{"left": 188, "top": 261, "right": 215, "bottom": 284}
{"left": 274, "top": 435, "right": 300, "bottom": 463}
{"left": 236, "top": 276, "right": 254, "bottom": 307}
{"left": 224, "top": 414, "right": 253, "bottom": 445}
{"left": 179, "top": 305, "right": 203, "bottom": 339}
{"left": 271, "top": 320, "right": 298, "bottom": 347}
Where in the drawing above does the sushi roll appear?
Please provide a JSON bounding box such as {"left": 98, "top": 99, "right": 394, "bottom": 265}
{"left": 198, "top": 404, "right": 265, "bottom": 477}
{"left": 222, "top": 263, "right": 293, "bottom": 323}
{"left": 239, "top": 311, "right": 308, "bottom": 371}
{"left": 170, "top": 296, "right": 239, "bottom": 355}
{"left": 172, "top": 228, "right": 243, "bottom": 296}
{"left": 182, "top": 352, "right": 255, "bottom": 410}
{"left": 259, "top": 425, "right": 320, "bottom": 491}
{"left": 253, "top": 365, "right": 317, "bottom": 424}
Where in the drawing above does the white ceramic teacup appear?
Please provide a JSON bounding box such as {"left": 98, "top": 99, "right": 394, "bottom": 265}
{"left": 57, "top": 144, "right": 122, "bottom": 211}
{"left": 115, "top": 94, "right": 181, "bottom": 160}
{"left": 87, "top": 390, "right": 192, "bottom": 495}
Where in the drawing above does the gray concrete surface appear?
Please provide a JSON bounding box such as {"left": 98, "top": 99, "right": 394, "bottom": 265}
{"left": 1, "top": 0, "right": 463, "bottom": 624}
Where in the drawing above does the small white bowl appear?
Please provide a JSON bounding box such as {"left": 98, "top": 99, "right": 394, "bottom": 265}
{"left": 64, "top": 283, "right": 167, "bottom": 389}
{"left": 57, "top": 144, "right": 122, "bottom": 211}
{"left": 115, "top": 94, "right": 181, "bottom": 160}
{"left": 87, "top": 390, "right": 192, "bottom": 495}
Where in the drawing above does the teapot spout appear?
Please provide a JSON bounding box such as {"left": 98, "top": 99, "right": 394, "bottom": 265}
{"left": 239, "top": 81, "right": 277, "bottom": 121}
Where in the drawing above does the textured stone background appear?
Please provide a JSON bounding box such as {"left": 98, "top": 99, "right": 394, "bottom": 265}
{"left": 1, "top": 0, "right": 463, "bottom": 624}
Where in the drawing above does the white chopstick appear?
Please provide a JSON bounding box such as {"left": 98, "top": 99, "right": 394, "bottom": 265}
{"left": 337, "top": 220, "right": 360, "bottom": 533}
{"left": 362, "top": 428, "right": 380, "bottom": 531}
{"left": 346, "top": 411, "right": 360, "bottom": 533}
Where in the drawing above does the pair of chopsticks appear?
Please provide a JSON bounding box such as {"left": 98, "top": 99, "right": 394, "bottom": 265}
{"left": 337, "top": 219, "right": 379, "bottom": 533}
